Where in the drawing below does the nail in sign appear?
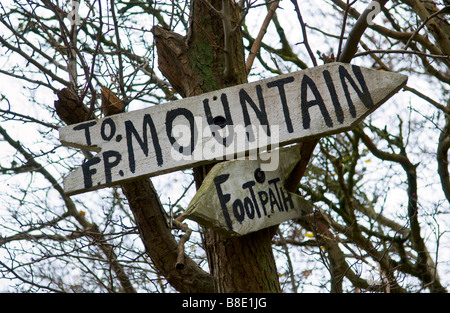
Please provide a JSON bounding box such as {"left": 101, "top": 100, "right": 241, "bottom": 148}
{"left": 59, "top": 63, "right": 407, "bottom": 195}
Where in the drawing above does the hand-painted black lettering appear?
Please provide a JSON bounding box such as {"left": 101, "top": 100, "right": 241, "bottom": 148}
{"left": 301, "top": 75, "right": 333, "bottom": 129}
{"left": 73, "top": 121, "right": 97, "bottom": 146}
{"left": 214, "top": 174, "right": 233, "bottom": 230}
{"left": 268, "top": 187, "right": 281, "bottom": 213}
{"left": 242, "top": 180, "right": 261, "bottom": 218}
{"left": 232, "top": 199, "right": 245, "bottom": 223}
{"left": 166, "top": 108, "right": 197, "bottom": 155}
{"left": 339, "top": 65, "right": 374, "bottom": 115}
{"left": 100, "top": 118, "right": 116, "bottom": 141}
{"left": 243, "top": 197, "right": 255, "bottom": 219}
{"left": 125, "top": 114, "right": 163, "bottom": 173}
{"left": 239, "top": 85, "right": 270, "bottom": 141}
{"left": 323, "top": 70, "right": 344, "bottom": 124}
{"left": 280, "top": 187, "right": 294, "bottom": 211}
{"left": 103, "top": 150, "right": 122, "bottom": 184}
{"left": 203, "top": 94, "right": 234, "bottom": 147}
{"left": 268, "top": 178, "right": 284, "bottom": 212}
{"left": 258, "top": 191, "right": 269, "bottom": 216}
{"left": 82, "top": 156, "right": 101, "bottom": 189}
{"left": 267, "top": 76, "right": 295, "bottom": 133}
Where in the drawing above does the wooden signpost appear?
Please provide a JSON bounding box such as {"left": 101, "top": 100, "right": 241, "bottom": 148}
{"left": 183, "top": 145, "right": 313, "bottom": 236}
{"left": 60, "top": 62, "right": 407, "bottom": 197}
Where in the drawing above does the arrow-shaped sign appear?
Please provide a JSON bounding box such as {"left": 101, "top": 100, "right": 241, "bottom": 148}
{"left": 60, "top": 63, "right": 407, "bottom": 195}
{"left": 183, "top": 145, "right": 312, "bottom": 236}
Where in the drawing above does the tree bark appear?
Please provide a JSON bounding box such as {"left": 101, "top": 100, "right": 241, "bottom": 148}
{"left": 153, "top": 0, "right": 281, "bottom": 292}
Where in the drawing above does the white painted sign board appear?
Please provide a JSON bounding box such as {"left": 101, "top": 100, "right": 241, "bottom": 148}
{"left": 183, "top": 145, "right": 312, "bottom": 236}
{"left": 59, "top": 63, "right": 407, "bottom": 195}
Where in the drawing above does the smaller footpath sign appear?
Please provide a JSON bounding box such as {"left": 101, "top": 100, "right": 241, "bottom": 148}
{"left": 184, "top": 145, "right": 312, "bottom": 236}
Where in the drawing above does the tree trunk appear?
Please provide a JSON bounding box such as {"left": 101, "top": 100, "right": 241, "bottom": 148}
{"left": 203, "top": 226, "right": 280, "bottom": 292}
{"left": 153, "top": 0, "right": 281, "bottom": 292}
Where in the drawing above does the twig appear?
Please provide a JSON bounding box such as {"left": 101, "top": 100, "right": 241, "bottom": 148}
{"left": 245, "top": 1, "right": 280, "bottom": 74}
{"left": 336, "top": 0, "right": 357, "bottom": 61}
{"left": 338, "top": 0, "right": 389, "bottom": 63}
{"left": 353, "top": 48, "right": 450, "bottom": 60}
{"left": 0, "top": 109, "right": 59, "bottom": 130}
{"left": 402, "top": 0, "right": 450, "bottom": 56}
{"left": 277, "top": 230, "right": 298, "bottom": 292}
{"left": 404, "top": 5, "right": 450, "bottom": 50}
{"left": 0, "top": 260, "right": 63, "bottom": 293}
{"left": 0, "top": 35, "right": 71, "bottom": 87}
{"left": 68, "top": 0, "right": 78, "bottom": 87}
{"left": 403, "top": 85, "right": 450, "bottom": 114}
{"left": 359, "top": 40, "right": 392, "bottom": 71}
{"left": 110, "top": 0, "right": 126, "bottom": 99}
{"left": 0, "top": 69, "right": 59, "bottom": 93}
{"left": 172, "top": 214, "right": 192, "bottom": 270}
{"left": 0, "top": 15, "right": 68, "bottom": 72}
{"left": 82, "top": 0, "right": 103, "bottom": 105}
{"left": 290, "top": 0, "right": 317, "bottom": 66}
{"left": 306, "top": 24, "right": 346, "bottom": 40}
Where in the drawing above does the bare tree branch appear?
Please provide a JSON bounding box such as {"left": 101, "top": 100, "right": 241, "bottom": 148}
{"left": 0, "top": 35, "right": 71, "bottom": 87}
{"left": 0, "top": 125, "right": 136, "bottom": 293}
{"left": 401, "top": 0, "right": 450, "bottom": 56}
{"left": 246, "top": 1, "right": 279, "bottom": 74}
{"left": 338, "top": 0, "right": 389, "bottom": 63}
{"left": 290, "top": 0, "right": 317, "bottom": 66}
